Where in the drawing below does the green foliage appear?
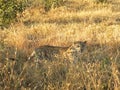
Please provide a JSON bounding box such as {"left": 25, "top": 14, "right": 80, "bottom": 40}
{"left": 0, "top": 0, "right": 27, "bottom": 28}
{"left": 42, "top": 0, "right": 64, "bottom": 12}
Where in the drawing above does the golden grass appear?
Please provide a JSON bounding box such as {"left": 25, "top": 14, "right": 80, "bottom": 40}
{"left": 0, "top": 0, "right": 120, "bottom": 89}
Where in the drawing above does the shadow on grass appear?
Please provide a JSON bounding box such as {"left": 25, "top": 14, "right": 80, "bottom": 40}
{"left": 0, "top": 42, "right": 120, "bottom": 90}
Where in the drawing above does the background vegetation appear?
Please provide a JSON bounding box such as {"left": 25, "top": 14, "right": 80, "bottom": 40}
{"left": 0, "top": 0, "right": 28, "bottom": 28}
{"left": 0, "top": 0, "right": 120, "bottom": 90}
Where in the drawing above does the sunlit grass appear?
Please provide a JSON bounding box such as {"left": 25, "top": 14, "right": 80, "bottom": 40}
{"left": 0, "top": 0, "right": 120, "bottom": 89}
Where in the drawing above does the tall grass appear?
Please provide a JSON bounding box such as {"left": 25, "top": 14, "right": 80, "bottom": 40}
{"left": 0, "top": 50, "right": 120, "bottom": 89}
{"left": 0, "top": 0, "right": 120, "bottom": 89}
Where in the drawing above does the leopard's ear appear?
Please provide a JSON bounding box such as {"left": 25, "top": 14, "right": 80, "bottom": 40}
{"left": 73, "top": 41, "right": 80, "bottom": 44}
{"left": 83, "top": 41, "right": 87, "bottom": 44}
{"left": 73, "top": 41, "right": 87, "bottom": 45}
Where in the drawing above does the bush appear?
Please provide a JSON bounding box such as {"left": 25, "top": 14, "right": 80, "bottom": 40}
{"left": 0, "top": 0, "right": 27, "bottom": 28}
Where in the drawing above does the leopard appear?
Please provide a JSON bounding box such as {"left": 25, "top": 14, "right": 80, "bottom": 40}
{"left": 28, "top": 41, "right": 87, "bottom": 64}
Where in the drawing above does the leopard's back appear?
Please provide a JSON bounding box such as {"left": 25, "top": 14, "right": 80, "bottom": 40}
{"left": 29, "top": 45, "right": 68, "bottom": 61}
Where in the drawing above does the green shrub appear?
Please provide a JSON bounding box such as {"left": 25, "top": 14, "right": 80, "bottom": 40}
{"left": 0, "top": 0, "right": 27, "bottom": 28}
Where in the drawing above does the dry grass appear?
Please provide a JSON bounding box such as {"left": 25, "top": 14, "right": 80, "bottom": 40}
{"left": 0, "top": 0, "right": 120, "bottom": 89}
